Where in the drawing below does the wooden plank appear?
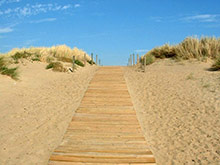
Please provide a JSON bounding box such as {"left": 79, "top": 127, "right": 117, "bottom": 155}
{"left": 49, "top": 161, "right": 156, "bottom": 165}
{"left": 54, "top": 148, "right": 151, "bottom": 155}
{"left": 52, "top": 152, "right": 153, "bottom": 157}
{"left": 49, "top": 155, "right": 156, "bottom": 163}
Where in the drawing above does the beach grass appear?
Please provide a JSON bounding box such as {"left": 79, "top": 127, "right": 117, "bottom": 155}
{"left": 143, "top": 36, "right": 220, "bottom": 68}
{"left": 212, "top": 56, "right": 220, "bottom": 70}
{"left": 46, "top": 62, "right": 67, "bottom": 72}
{"left": 1, "top": 45, "right": 92, "bottom": 73}
{"left": 75, "top": 59, "right": 85, "bottom": 67}
{"left": 0, "top": 57, "right": 18, "bottom": 80}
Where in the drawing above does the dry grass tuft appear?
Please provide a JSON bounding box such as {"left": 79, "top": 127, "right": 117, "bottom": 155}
{"left": 4, "top": 45, "right": 90, "bottom": 64}
{"left": 46, "top": 62, "right": 67, "bottom": 72}
{"left": 212, "top": 56, "right": 220, "bottom": 71}
{"left": 141, "top": 54, "right": 155, "bottom": 65}
{"left": 143, "top": 36, "right": 220, "bottom": 69}
{"left": 1, "top": 44, "right": 92, "bottom": 72}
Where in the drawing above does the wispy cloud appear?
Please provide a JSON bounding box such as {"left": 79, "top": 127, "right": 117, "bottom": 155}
{"left": 150, "top": 14, "right": 220, "bottom": 24}
{"left": 74, "top": 4, "right": 80, "bottom": 8}
{"left": 0, "top": 27, "right": 13, "bottom": 33}
{"left": 183, "top": 14, "right": 219, "bottom": 22}
{"left": 30, "top": 18, "right": 57, "bottom": 23}
{"left": 134, "top": 49, "right": 149, "bottom": 53}
{"left": 0, "top": 3, "right": 73, "bottom": 17}
{"left": 0, "top": 0, "right": 20, "bottom": 6}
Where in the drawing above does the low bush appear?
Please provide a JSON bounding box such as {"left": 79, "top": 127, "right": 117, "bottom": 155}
{"left": 11, "top": 51, "right": 32, "bottom": 63}
{"left": 0, "top": 57, "right": 18, "bottom": 80}
{"left": 87, "top": 60, "right": 95, "bottom": 65}
{"left": 75, "top": 60, "right": 84, "bottom": 67}
{"left": 212, "top": 56, "right": 220, "bottom": 71}
{"left": 46, "top": 62, "right": 67, "bottom": 72}
{"left": 141, "top": 55, "right": 155, "bottom": 65}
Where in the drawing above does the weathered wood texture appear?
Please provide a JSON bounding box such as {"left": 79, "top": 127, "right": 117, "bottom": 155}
{"left": 48, "top": 67, "right": 156, "bottom": 164}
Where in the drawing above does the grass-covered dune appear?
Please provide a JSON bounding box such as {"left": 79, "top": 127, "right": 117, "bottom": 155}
{"left": 142, "top": 37, "right": 220, "bottom": 70}
{"left": 0, "top": 45, "right": 93, "bottom": 79}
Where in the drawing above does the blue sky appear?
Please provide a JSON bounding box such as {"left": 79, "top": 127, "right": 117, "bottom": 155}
{"left": 0, "top": 0, "right": 220, "bottom": 65}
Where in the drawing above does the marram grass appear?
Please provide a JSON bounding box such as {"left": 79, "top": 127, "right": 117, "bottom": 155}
{"left": 0, "top": 45, "right": 92, "bottom": 74}
{"left": 2, "top": 45, "right": 91, "bottom": 65}
{"left": 143, "top": 36, "right": 220, "bottom": 68}
{"left": 0, "top": 57, "right": 18, "bottom": 80}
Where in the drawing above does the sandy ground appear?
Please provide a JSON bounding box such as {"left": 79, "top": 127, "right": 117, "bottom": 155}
{"left": 0, "top": 61, "right": 97, "bottom": 165}
{"left": 124, "top": 59, "right": 220, "bottom": 165}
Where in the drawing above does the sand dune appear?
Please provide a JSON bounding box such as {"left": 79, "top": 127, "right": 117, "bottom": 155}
{"left": 124, "top": 59, "right": 220, "bottom": 165}
{"left": 0, "top": 61, "right": 97, "bottom": 164}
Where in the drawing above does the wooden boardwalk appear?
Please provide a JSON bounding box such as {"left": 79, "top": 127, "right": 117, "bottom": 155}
{"left": 48, "top": 67, "right": 156, "bottom": 165}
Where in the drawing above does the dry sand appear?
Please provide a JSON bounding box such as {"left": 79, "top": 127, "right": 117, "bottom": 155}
{"left": 0, "top": 61, "right": 97, "bottom": 165}
{"left": 124, "top": 59, "right": 220, "bottom": 165}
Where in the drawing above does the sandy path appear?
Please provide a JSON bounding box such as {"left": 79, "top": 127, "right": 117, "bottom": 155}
{"left": 123, "top": 59, "right": 220, "bottom": 165}
{"left": 0, "top": 62, "right": 97, "bottom": 165}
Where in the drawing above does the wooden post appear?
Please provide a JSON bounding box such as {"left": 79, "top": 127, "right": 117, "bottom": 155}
{"left": 129, "top": 57, "right": 131, "bottom": 66}
{"left": 133, "top": 54, "right": 135, "bottom": 66}
{"left": 84, "top": 53, "right": 86, "bottom": 66}
{"left": 99, "top": 59, "right": 101, "bottom": 66}
{"left": 72, "top": 56, "right": 75, "bottom": 68}
{"left": 91, "top": 53, "right": 93, "bottom": 65}
{"left": 144, "top": 56, "right": 146, "bottom": 72}
{"left": 130, "top": 54, "right": 132, "bottom": 66}
{"left": 96, "top": 55, "right": 98, "bottom": 66}
{"left": 137, "top": 54, "right": 139, "bottom": 64}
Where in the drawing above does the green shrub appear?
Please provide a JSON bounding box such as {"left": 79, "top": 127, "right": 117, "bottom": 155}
{"left": 1, "top": 67, "right": 18, "bottom": 79}
{"left": 0, "top": 57, "right": 18, "bottom": 80}
{"left": 46, "top": 62, "right": 67, "bottom": 72}
{"left": 87, "top": 60, "right": 95, "bottom": 65}
{"left": 46, "top": 62, "right": 54, "bottom": 69}
{"left": 11, "top": 51, "right": 32, "bottom": 63}
{"left": 212, "top": 56, "right": 220, "bottom": 71}
{"left": 32, "top": 57, "right": 40, "bottom": 61}
{"left": 75, "top": 60, "right": 84, "bottom": 67}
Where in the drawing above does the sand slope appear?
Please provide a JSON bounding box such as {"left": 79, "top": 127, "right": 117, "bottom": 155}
{"left": 0, "top": 62, "right": 97, "bottom": 165}
{"left": 124, "top": 59, "right": 220, "bottom": 165}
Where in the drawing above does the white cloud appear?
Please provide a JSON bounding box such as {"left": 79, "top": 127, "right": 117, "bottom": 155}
{"left": 30, "top": 18, "right": 57, "bottom": 23}
{"left": 0, "top": 3, "right": 73, "bottom": 17}
{"left": 74, "top": 4, "right": 80, "bottom": 8}
{"left": 0, "top": 27, "right": 13, "bottom": 33}
{"left": 62, "top": 5, "right": 71, "bottom": 10}
{"left": 183, "top": 14, "right": 219, "bottom": 22}
{"left": 150, "top": 14, "right": 220, "bottom": 24}
{"left": 0, "top": 0, "right": 20, "bottom": 6}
